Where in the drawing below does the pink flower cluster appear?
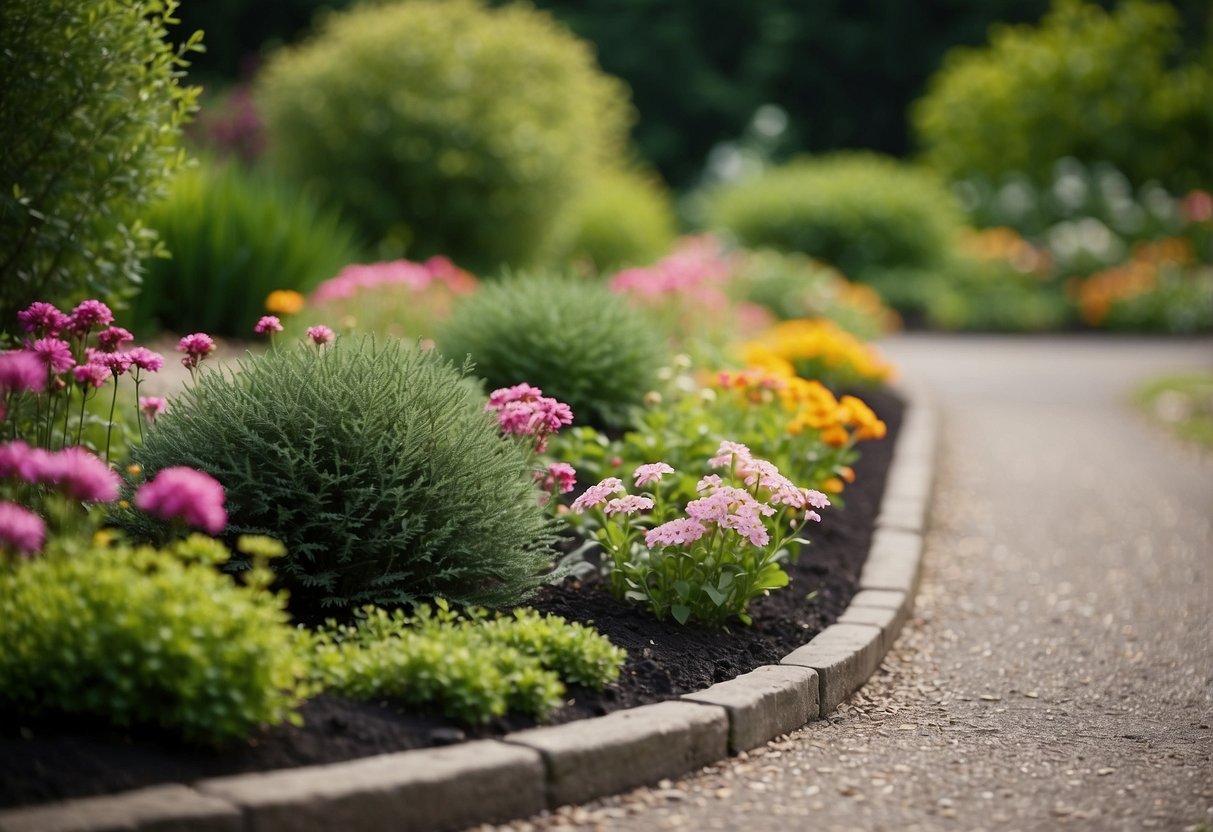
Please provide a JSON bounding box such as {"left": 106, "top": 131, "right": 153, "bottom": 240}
{"left": 254, "top": 315, "right": 283, "bottom": 335}
{"left": 570, "top": 477, "right": 625, "bottom": 513}
{"left": 0, "top": 441, "right": 120, "bottom": 502}
{"left": 707, "top": 440, "right": 830, "bottom": 519}
{"left": 0, "top": 351, "right": 46, "bottom": 396}
{"left": 306, "top": 325, "right": 335, "bottom": 346}
{"left": 537, "top": 461, "right": 577, "bottom": 496}
{"left": 134, "top": 467, "right": 227, "bottom": 535}
{"left": 177, "top": 333, "right": 216, "bottom": 371}
{"left": 139, "top": 396, "right": 168, "bottom": 425}
{"left": 0, "top": 500, "right": 45, "bottom": 556}
{"left": 633, "top": 462, "right": 674, "bottom": 487}
{"left": 485, "top": 383, "right": 574, "bottom": 452}
{"left": 311, "top": 256, "right": 478, "bottom": 304}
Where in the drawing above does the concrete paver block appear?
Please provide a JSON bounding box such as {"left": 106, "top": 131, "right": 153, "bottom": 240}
{"left": 836, "top": 604, "right": 904, "bottom": 652}
{"left": 196, "top": 740, "right": 544, "bottom": 832}
{"left": 0, "top": 785, "right": 240, "bottom": 832}
{"left": 846, "top": 589, "right": 912, "bottom": 647}
{"left": 883, "top": 460, "right": 935, "bottom": 504}
{"left": 682, "top": 664, "right": 819, "bottom": 752}
{"left": 858, "top": 527, "right": 923, "bottom": 594}
{"left": 781, "top": 623, "right": 884, "bottom": 713}
{"left": 876, "top": 494, "right": 928, "bottom": 533}
{"left": 506, "top": 700, "right": 728, "bottom": 808}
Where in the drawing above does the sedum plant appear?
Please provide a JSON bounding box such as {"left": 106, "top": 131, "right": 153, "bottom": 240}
{"left": 437, "top": 273, "right": 666, "bottom": 430}
{"left": 0, "top": 0, "right": 201, "bottom": 327}
{"left": 129, "top": 337, "right": 556, "bottom": 613}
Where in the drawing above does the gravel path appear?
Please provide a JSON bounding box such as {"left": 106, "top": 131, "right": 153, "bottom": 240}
{"left": 474, "top": 335, "right": 1213, "bottom": 832}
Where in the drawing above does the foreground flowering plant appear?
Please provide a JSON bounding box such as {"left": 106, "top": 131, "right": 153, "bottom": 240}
{"left": 573, "top": 440, "right": 829, "bottom": 626}
{"left": 485, "top": 383, "right": 576, "bottom": 508}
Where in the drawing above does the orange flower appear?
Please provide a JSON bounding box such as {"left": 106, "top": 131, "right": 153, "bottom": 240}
{"left": 265, "top": 289, "right": 305, "bottom": 316}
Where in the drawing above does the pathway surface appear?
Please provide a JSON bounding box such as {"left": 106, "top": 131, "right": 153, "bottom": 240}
{"left": 476, "top": 335, "right": 1213, "bottom": 832}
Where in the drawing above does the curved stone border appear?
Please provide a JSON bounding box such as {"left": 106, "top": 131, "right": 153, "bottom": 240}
{"left": 0, "top": 393, "right": 936, "bottom": 832}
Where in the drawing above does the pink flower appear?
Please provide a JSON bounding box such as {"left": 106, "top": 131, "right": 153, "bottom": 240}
{"left": 177, "top": 333, "right": 216, "bottom": 371}
{"left": 708, "top": 440, "right": 753, "bottom": 469}
{"left": 538, "top": 462, "right": 576, "bottom": 495}
{"left": 306, "top": 325, "right": 334, "bottom": 346}
{"left": 254, "top": 315, "right": 284, "bottom": 335}
{"left": 126, "top": 347, "right": 164, "bottom": 373}
{"left": 0, "top": 501, "right": 46, "bottom": 556}
{"left": 695, "top": 474, "right": 722, "bottom": 493}
{"left": 96, "top": 326, "right": 134, "bottom": 352}
{"left": 485, "top": 384, "right": 574, "bottom": 450}
{"left": 134, "top": 467, "right": 228, "bottom": 534}
{"left": 570, "top": 477, "right": 625, "bottom": 513}
{"left": 645, "top": 518, "right": 708, "bottom": 548}
{"left": 43, "top": 447, "right": 120, "bottom": 502}
{"left": 603, "top": 494, "right": 655, "bottom": 516}
{"left": 1181, "top": 190, "right": 1213, "bottom": 224}
{"left": 722, "top": 512, "right": 770, "bottom": 547}
{"left": 686, "top": 487, "right": 770, "bottom": 524}
{"left": 30, "top": 338, "right": 75, "bottom": 374}
{"left": 17, "top": 302, "right": 69, "bottom": 337}
{"left": 0, "top": 441, "right": 53, "bottom": 483}
{"left": 633, "top": 462, "right": 675, "bottom": 487}
{"left": 94, "top": 351, "right": 132, "bottom": 377}
{"left": 67, "top": 300, "right": 114, "bottom": 337}
{"left": 487, "top": 383, "right": 545, "bottom": 409}
{"left": 0, "top": 350, "right": 47, "bottom": 394}
{"left": 803, "top": 489, "right": 831, "bottom": 510}
{"left": 73, "top": 362, "right": 110, "bottom": 389}
{"left": 139, "top": 396, "right": 168, "bottom": 425}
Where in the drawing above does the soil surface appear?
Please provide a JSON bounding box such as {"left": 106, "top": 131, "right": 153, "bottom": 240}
{"left": 0, "top": 390, "right": 902, "bottom": 810}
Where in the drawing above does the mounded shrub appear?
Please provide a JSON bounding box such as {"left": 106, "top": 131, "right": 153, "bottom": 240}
{"left": 0, "top": 535, "right": 304, "bottom": 745}
{"left": 547, "top": 169, "right": 678, "bottom": 272}
{"left": 0, "top": 0, "right": 200, "bottom": 328}
{"left": 913, "top": 0, "right": 1213, "bottom": 192}
{"left": 131, "top": 159, "right": 364, "bottom": 337}
{"left": 256, "top": 0, "right": 632, "bottom": 272}
{"left": 436, "top": 274, "right": 666, "bottom": 430}
{"left": 129, "top": 338, "right": 556, "bottom": 613}
{"left": 706, "top": 153, "right": 965, "bottom": 285}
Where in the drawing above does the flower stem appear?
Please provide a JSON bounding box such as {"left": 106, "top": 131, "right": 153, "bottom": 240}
{"left": 104, "top": 373, "right": 119, "bottom": 464}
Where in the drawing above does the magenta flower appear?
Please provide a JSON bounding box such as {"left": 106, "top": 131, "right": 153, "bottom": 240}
{"left": 0, "top": 350, "right": 47, "bottom": 394}
{"left": 603, "top": 494, "right": 655, "bottom": 516}
{"left": 633, "top": 462, "right": 675, "bottom": 487}
{"left": 73, "top": 362, "right": 110, "bottom": 389}
{"left": 570, "top": 477, "right": 625, "bottom": 513}
{"left": 93, "top": 350, "right": 132, "bottom": 377}
{"left": 0, "top": 501, "right": 46, "bottom": 556}
{"left": 134, "top": 467, "right": 228, "bottom": 534}
{"left": 43, "top": 447, "right": 120, "bottom": 502}
{"left": 645, "top": 518, "right": 708, "bottom": 548}
{"left": 177, "top": 333, "right": 216, "bottom": 371}
{"left": 485, "top": 384, "right": 574, "bottom": 451}
{"left": 538, "top": 462, "right": 577, "bottom": 495}
{"left": 16, "top": 302, "right": 70, "bottom": 337}
{"left": 30, "top": 338, "right": 75, "bottom": 374}
{"left": 139, "top": 396, "right": 167, "bottom": 425}
{"left": 126, "top": 347, "right": 165, "bottom": 373}
{"left": 254, "top": 315, "right": 283, "bottom": 335}
{"left": 67, "top": 300, "right": 114, "bottom": 337}
{"left": 306, "top": 325, "right": 335, "bottom": 346}
{"left": 96, "top": 326, "right": 134, "bottom": 352}
{"left": 0, "top": 441, "right": 54, "bottom": 483}
{"left": 487, "top": 382, "right": 545, "bottom": 409}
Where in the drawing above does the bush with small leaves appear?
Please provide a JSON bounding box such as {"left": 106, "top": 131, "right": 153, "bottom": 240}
{"left": 437, "top": 274, "right": 667, "bottom": 430}
{"left": 547, "top": 169, "right": 678, "bottom": 272}
{"left": 128, "top": 338, "right": 556, "bottom": 613}
{"left": 0, "top": 535, "right": 305, "bottom": 745}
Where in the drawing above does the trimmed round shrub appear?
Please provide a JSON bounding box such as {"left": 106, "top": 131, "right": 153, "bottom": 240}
{"left": 437, "top": 274, "right": 666, "bottom": 430}
{"left": 547, "top": 169, "right": 678, "bottom": 272}
{"left": 130, "top": 338, "right": 556, "bottom": 613}
{"left": 0, "top": 0, "right": 200, "bottom": 328}
{"left": 913, "top": 0, "right": 1213, "bottom": 191}
{"left": 0, "top": 536, "right": 303, "bottom": 745}
{"left": 132, "top": 159, "right": 364, "bottom": 337}
{"left": 706, "top": 153, "right": 965, "bottom": 285}
{"left": 256, "top": 0, "right": 632, "bottom": 272}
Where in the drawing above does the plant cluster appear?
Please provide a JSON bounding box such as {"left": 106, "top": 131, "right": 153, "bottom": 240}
{"left": 741, "top": 319, "right": 894, "bottom": 389}
{"left": 309, "top": 601, "right": 625, "bottom": 724}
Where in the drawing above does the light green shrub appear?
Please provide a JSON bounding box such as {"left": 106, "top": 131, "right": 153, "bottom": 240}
{"left": 0, "top": 535, "right": 304, "bottom": 745}
{"left": 913, "top": 0, "right": 1213, "bottom": 191}
{"left": 706, "top": 153, "right": 964, "bottom": 285}
{"left": 128, "top": 338, "right": 555, "bottom": 613}
{"left": 132, "top": 159, "right": 364, "bottom": 337}
{"left": 437, "top": 274, "right": 666, "bottom": 430}
{"left": 256, "top": 0, "right": 632, "bottom": 272}
{"left": 547, "top": 169, "right": 678, "bottom": 272}
{"left": 0, "top": 0, "right": 201, "bottom": 328}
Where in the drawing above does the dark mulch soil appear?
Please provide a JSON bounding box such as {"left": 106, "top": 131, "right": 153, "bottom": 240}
{"left": 0, "top": 390, "right": 903, "bottom": 810}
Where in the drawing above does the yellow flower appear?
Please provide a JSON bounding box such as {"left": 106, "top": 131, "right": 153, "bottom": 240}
{"left": 265, "top": 289, "right": 306, "bottom": 316}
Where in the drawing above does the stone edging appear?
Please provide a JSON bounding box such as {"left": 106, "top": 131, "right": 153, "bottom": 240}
{"left": 0, "top": 393, "right": 937, "bottom": 832}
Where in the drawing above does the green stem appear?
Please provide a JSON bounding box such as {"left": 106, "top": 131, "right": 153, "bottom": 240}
{"left": 60, "top": 384, "right": 72, "bottom": 449}
{"left": 75, "top": 388, "right": 89, "bottom": 445}
{"left": 104, "top": 374, "right": 119, "bottom": 464}
{"left": 133, "top": 373, "right": 144, "bottom": 445}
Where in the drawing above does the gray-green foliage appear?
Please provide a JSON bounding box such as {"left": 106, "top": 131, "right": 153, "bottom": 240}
{"left": 437, "top": 274, "right": 666, "bottom": 430}
{"left": 130, "top": 338, "right": 556, "bottom": 612}
{"left": 0, "top": 0, "right": 201, "bottom": 327}
{"left": 0, "top": 535, "right": 305, "bottom": 745}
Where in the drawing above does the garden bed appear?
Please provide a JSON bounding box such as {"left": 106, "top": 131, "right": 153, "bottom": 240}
{"left": 0, "top": 390, "right": 901, "bottom": 810}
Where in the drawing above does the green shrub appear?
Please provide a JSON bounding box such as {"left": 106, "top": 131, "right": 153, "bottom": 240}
{"left": 256, "top": 0, "right": 632, "bottom": 272}
{"left": 310, "top": 603, "right": 625, "bottom": 724}
{"left": 129, "top": 338, "right": 555, "bottom": 612}
{"left": 131, "top": 160, "right": 364, "bottom": 337}
{"left": 706, "top": 153, "right": 964, "bottom": 286}
{"left": 437, "top": 274, "right": 666, "bottom": 430}
{"left": 913, "top": 0, "right": 1213, "bottom": 192}
{"left": 0, "top": 0, "right": 201, "bottom": 329}
{"left": 547, "top": 169, "right": 678, "bottom": 272}
{"left": 0, "top": 535, "right": 304, "bottom": 745}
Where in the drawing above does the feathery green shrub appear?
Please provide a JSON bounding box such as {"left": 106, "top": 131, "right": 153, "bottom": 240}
{"left": 0, "top": 535, "right": 304, "bottom": 745}
{"left": 437, "top": 274, "right": 666, "bottom": 430}
{"left": 129, "top": 338, "right": 555, "bottom": 613}
{"left": 132, "top": 159, "right": 364, "bottom": 337}
{"left": 0, "top": 0, "right": 201, "bottom": 327}
{"left": 547, "top": 169, "right": 678, "bottom": 272}
{"left": 256, "top": 0, "right": 632, "bottom": 272}
{"left": 706, "top": 153, "right": 964, "bottom": 286}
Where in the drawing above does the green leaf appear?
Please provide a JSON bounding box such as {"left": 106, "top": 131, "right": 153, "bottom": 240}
{"left": 671, "top": 604, "right": 691, "bottom": 625}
